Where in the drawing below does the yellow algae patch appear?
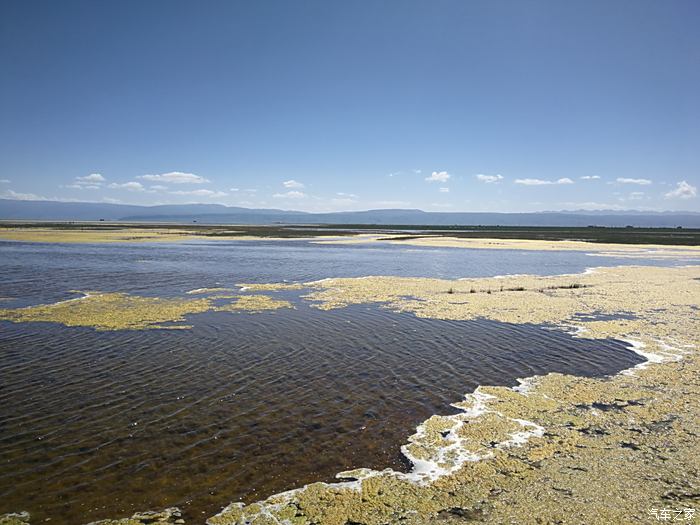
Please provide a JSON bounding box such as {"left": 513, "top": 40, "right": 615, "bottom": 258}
{"left": 85, "top": 507, "right": 183, "bottom": 524}
{"left": 0, "top": 512, "right": 30, "bottom": 525}
{"left": 293, "top": 266, "right": 700, "bottom": 329}
{"left": 0, "top": 291, "right": 292, "bottom": 331}
{"left": 314, "top": 233, "right": 700, "bottom": 257}
{"left": 0, "top": 292, "right": 213, "bottom": 330}
{"left": 0, "top": 227, "right": 203, "bottom": 244}
{"left": 214, "top": 294, "right": 293, "bottom": 312}
{"left": 207, "top": 265, "right": 700, "bottom": 525}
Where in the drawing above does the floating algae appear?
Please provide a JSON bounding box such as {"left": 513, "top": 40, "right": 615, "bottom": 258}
{"left": 214, "top": 294, "right": 293, "bottom": 312}
{"left": 206, "top": 266, "right": 700, "bottom": 525}
{"left": 0, "top": 291, "right": 291, "bottom": 331}
{"left": 85, "top": 508, "right": 184, "bottom": 525}
{"left": 0, "top": 512, "right": 30, "bottom": 525}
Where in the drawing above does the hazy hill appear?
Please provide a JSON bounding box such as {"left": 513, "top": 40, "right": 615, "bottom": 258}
{"left": 1, "top": 199, "right": 699, "bottom": 227}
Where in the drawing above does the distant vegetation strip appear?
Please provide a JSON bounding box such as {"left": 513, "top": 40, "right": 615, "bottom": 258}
{"left": 0, "top": 222, "right": 699, "bottom": 245}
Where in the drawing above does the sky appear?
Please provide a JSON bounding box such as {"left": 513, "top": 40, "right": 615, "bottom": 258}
{"left": 1, "top": 0, "right": 698, "bottom": 213}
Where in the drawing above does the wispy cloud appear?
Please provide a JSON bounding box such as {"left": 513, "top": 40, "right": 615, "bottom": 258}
{"left": 475, "top": 174, "right": 503, "bottom": 183}
{"left": 68, "top": 173, "right": 106, "bottom": 190}
{"left": 439, "top": 187, "right": 450, "bottom": 193}
{"left": 515, "top": 177, "right": 574, "bottom": 186}
{"left": 108, "top": 181, "right": 145, "bottom": 191}
{"left": 273, "top": 190, "right": 306, "bottom": 199}
{"left": 283, "top": 180, "right": 304, "bottom": 189}
{"left": 425, "top": 171, "right": 450, "bottom": 183}
{"left": 170, "top": 189, "right": 227, "bottom": 197}
{"left": 65, "top": 183, "right": 101, "bottom": 190}
{"left": 665, "top": 180, "right": 697, "bottom": 199}
{"left": 138, "top": 172, "right": 209, "bottom": 184}
{"left": 336, "top": 192, "right": 358, "bottom": 198}
{"left": 616, "top": 177, "right": 652, "bottom": 185}
{"left": 580, "top": 175, "right": 601, "bottom": 180}
{"left": 76, "top": 173, "right": 105, "bottom": 183}
{"left": 0, "top": 179, "right": 10, "bottom": 184}
{"left": 1, "top": 189, "right": 47, "bottom": 200}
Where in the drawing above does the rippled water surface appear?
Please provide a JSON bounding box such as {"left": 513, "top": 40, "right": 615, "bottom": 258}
{"left": 0, "top": 239, "right": 675, "bottom": 522}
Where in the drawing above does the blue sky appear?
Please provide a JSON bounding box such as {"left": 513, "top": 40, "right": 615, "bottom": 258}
{"left": 1, "top": 0, "right": 698, "bottom": 212}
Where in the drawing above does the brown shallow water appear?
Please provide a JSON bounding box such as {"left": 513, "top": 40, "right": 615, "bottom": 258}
{"left": 0, "top": 300, "right": 643, "bottom": 523}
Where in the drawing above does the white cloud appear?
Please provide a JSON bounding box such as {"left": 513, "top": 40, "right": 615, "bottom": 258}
{"left": 627, "top": 191, "right": 645, "bottom": 201}
{"left": 665, "top": 180, "right": 697, "bottom": 200}
{"left": 1, "top": 189, "right": 47, "bottom": 200}
{"left": 283, "top": 180, "right": 304, "bottom": 189}
{"left": 76, "top": 173, "right": 105, "bottom": 183}
{"left": 108, "top": 181, "right": 145, "bottom": 192}
{"left": 475, "top": 174, "right": 503, "bottom": 183}
{"left": 169, "top": 189, "right": 227, "bottom": 197}
{"left": 425, "top": 171, "right": 450, "bottom": 183}
{"left": 273, "top": 190, "right": 306, "bottom": 199}
{"left": 150, "top": 185, "right": 168, "bottom": 191}
{"left": 616, "top": 177, "right": 652, "bottom": 185}
{"left": 0, "top": 179, "right": 11, "bottom": 184}
{"left": 138, "top": 172, "right": 209, "bottom": 184}
{"left": 515, "top": 177, "right": 574, "bottom": 186}
{"left": 439, "top": 187, "right": 450, "bottom": 193}
{"left": 580, "top": 175, "right": 601, "bottom": 180}
{"left": 101, "top": 197, "right": 122, "bottom": 204}
{"left": 413, "top": 169, "right": 422, "bottom": 174}
{"left": 336, "top": 192, "right": 358, "bottom": 198}
{"left": 66, "top": 183, "right": 100, "bottom": 190}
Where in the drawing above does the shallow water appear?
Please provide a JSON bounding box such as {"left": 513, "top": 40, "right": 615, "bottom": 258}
{"left": 0, "top": 239, "right": 670, "bottom": 522}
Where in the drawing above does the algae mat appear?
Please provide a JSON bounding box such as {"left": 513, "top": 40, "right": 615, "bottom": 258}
{"left": 0, "top": 291, "right": 292, "bottom": 330}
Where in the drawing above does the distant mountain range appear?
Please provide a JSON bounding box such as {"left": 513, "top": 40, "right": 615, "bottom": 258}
{"left": 1, "top": 199, "right": 699, "bottom": 227}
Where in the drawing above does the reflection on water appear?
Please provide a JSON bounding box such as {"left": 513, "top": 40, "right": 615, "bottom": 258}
{"left": 0, "top": 240, "right": 656, "bottom": 523}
